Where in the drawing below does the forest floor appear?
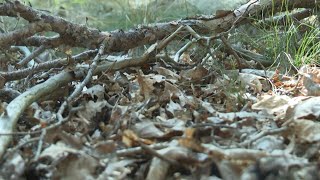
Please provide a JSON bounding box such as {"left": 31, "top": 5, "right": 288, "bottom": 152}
{"left": 1, "top": 0, "right": 320, "bottom": 179}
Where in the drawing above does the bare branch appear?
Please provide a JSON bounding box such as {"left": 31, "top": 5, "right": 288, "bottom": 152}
{"left": 17, "top": 45, "right": 46, "bottom": 67}
{"left": 0, "top": 71, "right": 75, "bottom": 158}
{"left": 0, "top": 21, "right": 51, "bottom": 48}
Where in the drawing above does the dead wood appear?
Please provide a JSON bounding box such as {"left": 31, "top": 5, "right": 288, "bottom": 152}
{"left": 0, "top": 0, "right": 319, "bottom": 167}
{"left": 0, "top": 0, "right": 318, "bottom": 51}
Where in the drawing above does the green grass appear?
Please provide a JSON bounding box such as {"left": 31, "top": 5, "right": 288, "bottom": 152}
{"left": 295, "top": 26, "right": 320, "bottom": 66}
{"left": 6, "top": 0, "right": 320, "bottom": 68}
{"left": 232, "top": 9, "right": 320, "bottom": 72}
{"left": 29, "top": 0, "right": 200, "bottom": 31}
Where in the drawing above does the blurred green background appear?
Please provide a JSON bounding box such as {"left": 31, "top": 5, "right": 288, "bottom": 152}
{"left": 28, "top": 0, "right": 247, "bottom": 31}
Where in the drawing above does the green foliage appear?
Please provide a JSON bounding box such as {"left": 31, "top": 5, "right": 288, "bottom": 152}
{"left": 295, "top": 26, "right": 320, "bottom": 66}
{"left": 29, "top": 0, "right": 200, "bottom": 31}
{"left": 259, "top": 18, "right": 320, "bottom": 67}
{"left": 9, "top": 0, "right": 320, "bottom": 68}
{"left": 233, "top": 10, "right": 320, "bottom": 71}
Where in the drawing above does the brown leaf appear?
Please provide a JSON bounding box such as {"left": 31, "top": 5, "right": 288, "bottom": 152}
{"left": 285, "top": 97, "right": 320, "bottom": 120}
{"left": 133, "top": 121, "right": 165, "bottom": 139}
{"left": 180, "top": 65, "right": 208, "bottom": 81}
{"left": 289, "top": 119, "right": 320, "bottom": 143}
{"left": 302, "top": 73, "right": 320, "bottom": 96}
{"left": 136, "top": 70, "right": 161, "bottom": 99}
{"left": 215, "top": 10, "right": 233, "bottom": 18}
{"left": 122, "top": 129, "right": 153, "bottom": 147}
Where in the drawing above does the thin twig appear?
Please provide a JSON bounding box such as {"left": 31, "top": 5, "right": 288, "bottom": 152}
{"left": 191, "top": 123, "right": 237, "bottom": 129}
{"left": 116, "top": 142, "right": 169, "bottom": 157}
{"left": 2, "top": 137, "right": 40, "bottom": 163}
{"left": 0, "top": 49, "right": 97, "bottom": 82}
{"left": 220, "top": 35, "right": 244, "bottom": 69}
{"left": 240, "top": 127, "right": 288, "bottom": 147}
{"left": 138, "top": 141, "right": 180, "bottom": 166}
{"left": 34, "top": 129, "right": 46, "bottom": 160}
{"left": 57, "top": 42, "right": 106, "bottom": 122}
{"left": 0, "top": 71, "right": 75, "bottom": 158}
{"left": 17, "top": 45, "right": 46, "bottom": 66}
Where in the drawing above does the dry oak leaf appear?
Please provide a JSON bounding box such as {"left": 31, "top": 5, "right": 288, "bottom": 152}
{"left": 285, "top": 96, "right": 320, "bottom": 121}
{"left": 289, "top": 119, "right": 320, "bottom": 143}
{"left": 251, "top": 95, "right": 291, "bottom": 115}
{"left": 122, "top": 129, "right": 153, "bottom": 147}
{"left": 302, "top": 73, "right": 320, "bottom": 96}
{"left": 136, "top": 70, "right": 166, "bottom": 99}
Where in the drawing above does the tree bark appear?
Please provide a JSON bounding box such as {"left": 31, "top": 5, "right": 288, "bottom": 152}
{"left": 0, "top": 0, "right": 318, "bottom": 159}
{"left": 0, "top": 0, "right": 318, "bottom": 52}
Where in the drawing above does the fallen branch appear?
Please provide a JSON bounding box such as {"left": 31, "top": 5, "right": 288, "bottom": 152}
{"left": 0, "top": 31, "right": 176, "bottom": 158}
{"left": 0, "top": 71, "right": 74, "bottom": 158}
{"left": 0, "top": 0, "right": 318, "bottom": 161}
{"left": 1, "top": 0, "right": 317, "bottom": 52}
